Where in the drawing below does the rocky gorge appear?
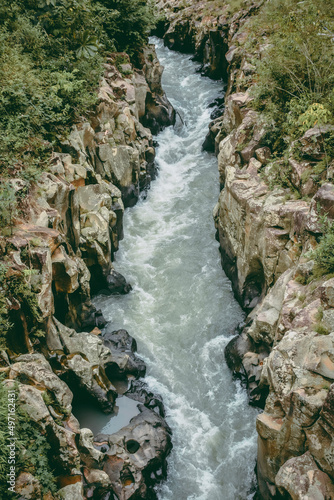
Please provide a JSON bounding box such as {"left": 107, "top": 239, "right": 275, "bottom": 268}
{"left": 1, "top": 0, "right": 334, "bottom": 498}
{"left": 154, "top": 0, "right": 334, "bottom": 498}
{"left": 0, "top": 43, "right": 175, "bottom": 499}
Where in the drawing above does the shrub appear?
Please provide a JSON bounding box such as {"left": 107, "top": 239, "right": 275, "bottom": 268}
{"left": 250, "top": 0, "right": 334, "bottom": 149}
{"left": 314, "top": 323, "right": 330, "bottom": 335}
{"left": 313, "top": 233, "right": 334, "bottom": 275}
{"left": 0, "top": 264, "right": 45, "bottom": 349}
{"left": 0, "top": 378, "right": 57, "bottom": 497}
{"left": 311, "top": 215, "right": 334, "bottom": 277}
{"left": 0, "top": 185, "right": 17, "bottom": 234}
{"left": 0, "top": 0, "right": 157, "bottom": 178}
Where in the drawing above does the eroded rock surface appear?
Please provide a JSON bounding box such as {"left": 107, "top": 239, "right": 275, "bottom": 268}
{"left": 156, "top": 1, "right": 334, "bottom": 498}
{"left": 0, "top": 46, "right": 173, "bottom": 499}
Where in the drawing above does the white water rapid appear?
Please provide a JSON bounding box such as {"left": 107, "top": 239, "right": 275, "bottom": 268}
{"left": 94, "top": 37, "right": 258, "bottom": 500}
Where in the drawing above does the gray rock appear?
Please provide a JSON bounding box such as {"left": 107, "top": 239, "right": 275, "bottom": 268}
{"left": 275, "top": 452, "right": 334, "bottom": 499}
{"left": 57, "top": 481, "right": 84, "bottom": 500}
{"left": 95, "top": 408, "right": 172, "bottom": 499}
{"left": 103, "top": 270, "right": 132, "bottom": 295}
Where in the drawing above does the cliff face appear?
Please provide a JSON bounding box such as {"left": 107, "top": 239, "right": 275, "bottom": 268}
{"left": 156, "top": 1, "right": 334, "bottom": 498}
{"left": 1, "top": 46, "right": 174, "bottom": 499}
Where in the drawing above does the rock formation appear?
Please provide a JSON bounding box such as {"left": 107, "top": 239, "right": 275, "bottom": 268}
{"left": 0, "top": 46, "right": 174, "bottom": 499}
{"left": 155, "top": 1, "right": 334, "bottom": 498}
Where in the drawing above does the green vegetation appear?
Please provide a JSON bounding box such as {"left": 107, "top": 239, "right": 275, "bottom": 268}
{"left": 313, "top": 231, "right": 334, "bottom": 276}
{"left": 314, "top": 322, "right": 330, "bottom": 335}
{"left": 0, "top": 262, "right": 45, "bottom": 349}
{"left": 0, "top": 378, "right": 57, "bottom": 497}
{"left": 249, "top": 0, "right": 334, "bottom": 145}
{"left": 0, "top": 0, "right": 156, "bottom": 228}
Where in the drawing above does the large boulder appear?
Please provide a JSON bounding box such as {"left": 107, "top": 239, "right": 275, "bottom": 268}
{"left": 275, "top": 452, "right": 334, "bottom": 500}
{"left": 95, "top": 408, "right": 172, "bottom": 499}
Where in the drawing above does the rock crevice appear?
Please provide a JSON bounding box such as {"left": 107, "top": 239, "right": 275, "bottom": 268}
{"left": 1, "top": 46, "right": 174, "bottom": 499}
{"left": 155, "top": 1, "right": 334, "bottom": 498}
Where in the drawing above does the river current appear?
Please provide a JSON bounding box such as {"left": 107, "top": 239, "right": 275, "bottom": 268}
{"left": 94, "top": 38, "right": 258, "bottom": 500}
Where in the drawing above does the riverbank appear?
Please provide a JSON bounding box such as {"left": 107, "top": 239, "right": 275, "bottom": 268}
{"left": 155, "top": 1, "right": 334, "bottom": 498}
{"left": 0, "top": 39, "right": 174, "bottom": 498}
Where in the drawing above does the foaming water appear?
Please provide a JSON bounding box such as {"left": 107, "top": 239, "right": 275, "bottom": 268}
{"left": 94, "top": 38, "right": 258, "bottom": 499}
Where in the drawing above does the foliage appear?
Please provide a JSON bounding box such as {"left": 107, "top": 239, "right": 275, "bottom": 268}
{"left": 0, "top": 263, "right": 44, "bottom": 349}
{"left": 297, "top": 103, "right": 332, "bottom": 133}
{"left": 249, "top": 0, "right": 334, "bottom": 148}
{"left": 0, "top": 264, "right": 13, "bottom": 348}
{"left": 312, "top": 216, "right": 334, "bottom": 276}
{"left": 0, "top": 377, "right": 11, "bottom": 493}
{"left": 17, "top": 410, "right": 57, "bottom": 495}
{"left": 0, "top": 378, "right": 57, "bottom": 496}
{"left": 314, "top": 322, "right": 330, "bottom": 335}
{"left": 313, "top": 232, "right": 334, "bottom": 275}
{"left": 0, "top": 184, "right": 17, "bottom": 234}
{"left": 0, "top": 0, "right": 156, "bottom": 185}
{"left": 98, "top": 0, "right": 156, "bottom": 55}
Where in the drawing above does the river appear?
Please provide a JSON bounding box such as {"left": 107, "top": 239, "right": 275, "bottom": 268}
{"left": 94, "top": 37, "right": 258, "bottom": 500}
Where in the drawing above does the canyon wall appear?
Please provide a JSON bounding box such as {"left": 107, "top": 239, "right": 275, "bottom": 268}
{"left": 1, "top": 46, "right": 174, "bottom": 499}
{"left": 156, "top": 1, "right": 334, "bottom": 498}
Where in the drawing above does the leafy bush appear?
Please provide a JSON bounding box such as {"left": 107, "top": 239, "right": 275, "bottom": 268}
{"left": 250, "top": 0, "right": 334, "bottom": 147}
{"left": 314, "top": 323, "right": 330, "bottom": 335}
{"left": 0, "top": 264, "right": 45, "bottom": 349}
{"left": 0, "top": 0, "right": 156, "bottom": 179}
{"left": 311, "top": 214, "right": 334, "bottom": 276}
{"left": 0, "top": 0, "right": 157, "bottom": 230}
{"left": 313, "top": 232, "right": 334, "bottom": 275}
{"left": 0, "top": 378, "right": 57, "bottom": 497}
{"left": 0, "top": 185, "right": 17, "bottom": 234}
{"left": 98, "top": 0, "right": 156, "bottom": 55}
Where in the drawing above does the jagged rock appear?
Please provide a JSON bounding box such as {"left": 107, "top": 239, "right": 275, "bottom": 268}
{"left": 320, "top": 278, "right": 334, "bottom": 308}
{"left": 83, "top": 468, "right": 112, "bottom": 498}
{"left": 49, "top": 319, "right": 118, "bottom": 413}
{"left": 134, "top": 72, "right": 149, "bottom": 119}
{"left": 103, "top": 328, "right": 137, "bottom": 352}
{"left": 7, "top": 375, "right": 81, "bottom": 474}
{"left": 255, "top": 147, "right": 271, "bottom": 164}
{"left": 225, "top": 331, "right": 269, "bottom": 407}
{"left": 78, "top": 428, "right": 105, "bottom": 468}
{"left": 9, "top": 353, "right": 73, "bottom": 412}
{"left": 77, "top": 182, "right": 122, "bottom": 287}
{"left": 203, "top": 116, "right": 225, "bottom": 152}
{"left": 289, "top": 158, "right": 317, "bottom": 197}
{"left": 15, "top": 472, "right": 41, "bottom": 500}
{"left": 306, "top": 385, "right": 334, "bottom": 480}
{"left": 57, "top": 482, "right": 84, "bottom": 500}
{"left": 141, "top": 44, "right": 176, "bottom": 134}
{"left": 312, "top": 183, "right": 334, "bottom": 219}
{"left": 299, "top": 126, "right": 334, "bottom": 161}
{"left": 256, "top": 328, "right": 332, "bottom": 497}
{"left": 48, "top": 320, "right": 147, "bottom": 412}
{"left": 103, "top": 328, "right": 146, "bottom": 379}
{"left": 37, "top": 172, "right": 81, "bottom": 252}
{"left": 101, "top": 270, "right": 132, "bottom": 295}
{"left": 143, "top": 45, "right": 164, "bottom": 95}
{"left": 95, "top": 408, "right": 172, "bottom": 499}
{"left": 96, "top": 144, "right": 140, "bottom": 207}
{"left": 275, "top": 452, "right": 334, "bottom": 499}
{"left": 214, "top": 154, "right": 311, "bottom": 309}
{"left": 52, "top": 245, "right": 80, "bottom": 295}
{"left": 143, "top": 93, "right": 176, "bottom": 135}
{"left": 125, "top": 379, "right": 165, "bottom": 417}
{"left": 247, "top": 269, "right": 293, "bottom": 347}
